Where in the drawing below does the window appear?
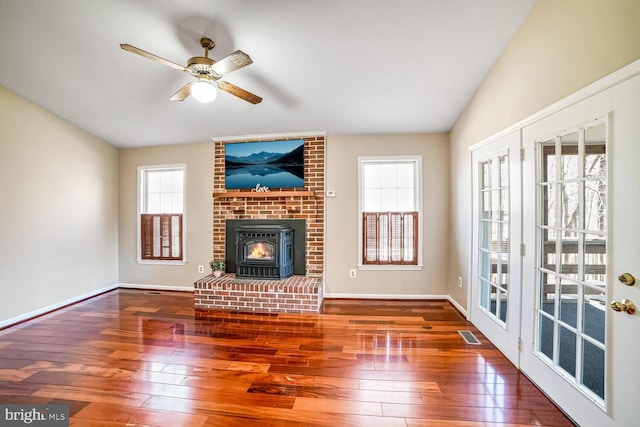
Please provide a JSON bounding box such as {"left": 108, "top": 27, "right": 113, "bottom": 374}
{"left": 359, "top": 157, "right": 421, "bottom": 267}
{"left": 138, "top": 165, "right": 185, "bottom": 262}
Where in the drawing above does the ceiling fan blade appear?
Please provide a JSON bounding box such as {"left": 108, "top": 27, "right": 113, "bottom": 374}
{"left": 120, "top": 43, "right": 186, "bottom": 72}
{"left": 211, "top": 50, "right": 253, "bottom": 75}
{"left": 217, "top": 81, "right": 262, "bottom": 104}
{"left": 169, "top": 82, "right": 194, "bottom": 101}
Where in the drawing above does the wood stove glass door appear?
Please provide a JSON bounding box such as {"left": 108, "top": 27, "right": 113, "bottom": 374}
{"left": 245, "top": 241, "right": 275, "bottom": 262}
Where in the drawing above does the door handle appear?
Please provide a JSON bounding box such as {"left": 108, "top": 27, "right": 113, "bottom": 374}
{"left": 618, "top": 273, "right": 636, "bottom": 286}
{"left": 611, "top": 299, "right": 636, "bottom": 315}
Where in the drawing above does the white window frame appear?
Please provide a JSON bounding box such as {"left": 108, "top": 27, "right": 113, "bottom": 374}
{"left": 357, "top": 155, "right": 423, "bottom": 270}
{"left": 137, "top": 164, "right": 187, "bottom": 265}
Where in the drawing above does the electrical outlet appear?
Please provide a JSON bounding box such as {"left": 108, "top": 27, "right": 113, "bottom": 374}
{"left": 349, "top": 269, "right": 357, "bottom": 278}
{"left": 198, "top": 265, "right": 205, "bottom": 274}
{"left": 458, "top": 276, "right": 463, "bottom": 287}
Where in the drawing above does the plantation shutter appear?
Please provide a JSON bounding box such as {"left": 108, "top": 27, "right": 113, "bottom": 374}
{"left": 141, "top": 214, "right": 183, "bottom": 260}
{"left": 363, "top": 212, "right": 418, "bottom": 265}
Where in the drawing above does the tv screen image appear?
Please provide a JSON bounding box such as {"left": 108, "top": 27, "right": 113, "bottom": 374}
{"left": 225, "top": 139, "right": 305, "bottom": 189}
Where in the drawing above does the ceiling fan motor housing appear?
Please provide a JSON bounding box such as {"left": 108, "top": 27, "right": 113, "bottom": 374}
{"left": 187, "top": 57, "right": 220, "bottom": 80}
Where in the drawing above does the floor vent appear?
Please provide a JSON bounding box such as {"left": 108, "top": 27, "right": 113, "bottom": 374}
{"left": 458, "top": 330, "right": 481, "bottom": 345}
{"left": 145, "top": 291, "right": 162, "bottom": 295}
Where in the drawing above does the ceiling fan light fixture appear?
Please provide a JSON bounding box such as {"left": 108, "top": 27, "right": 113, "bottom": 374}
{"left": 191, "top": 80, "right": 217, "bottom": 103}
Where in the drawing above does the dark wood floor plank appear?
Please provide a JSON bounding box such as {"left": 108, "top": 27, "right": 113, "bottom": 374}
{"left": 0, "top": 290, "right": 574, "bottom": 426}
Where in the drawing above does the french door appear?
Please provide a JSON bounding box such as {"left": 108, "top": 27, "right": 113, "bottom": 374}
{"left": 470, "top": 63, "right": 640, "bottom": 425}
{"left": 470, "top": 131, "right": 522, "bottom": 365}
{"left": 520, "top": 69, "right": 640, "bottom": 426}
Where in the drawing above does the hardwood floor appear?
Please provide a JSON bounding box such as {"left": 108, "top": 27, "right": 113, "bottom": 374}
{"left": 0, "top": 289, "right": 575, "bottom": 426}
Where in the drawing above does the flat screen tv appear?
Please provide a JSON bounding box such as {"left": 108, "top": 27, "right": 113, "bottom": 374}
{"left": 225, "top": 139, "right": 305, "bottom": 189}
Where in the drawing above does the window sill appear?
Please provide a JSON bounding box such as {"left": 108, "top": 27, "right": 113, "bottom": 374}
{"left": 137, "top": 259, "right": 187, "bottom": 266}
{"left": 357, "top": 264, "right": 423, "bottom": 271}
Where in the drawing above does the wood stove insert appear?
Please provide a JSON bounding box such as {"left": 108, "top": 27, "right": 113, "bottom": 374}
{"left": 235, "top": 224, "right": 294, "bottom": 279}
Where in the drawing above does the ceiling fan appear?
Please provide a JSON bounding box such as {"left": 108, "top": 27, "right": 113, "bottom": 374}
{"left": 120, "top": 37, "right": 262, "bottom": 104}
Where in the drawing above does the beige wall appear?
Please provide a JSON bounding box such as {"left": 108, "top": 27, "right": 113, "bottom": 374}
{"left": 118, "top": 142, "right": 214, "bottom": 288}
{"left": 120, "top": 134, "right": 450, "bottom": 297}
{"left": 0, "top": 86, "right": 119, "bottom": 325}
{"left": 325, "top": 134, "right": 450, "bottom": 297}
{"left": 448, "top": 0, "right": 640, "bottom": 306}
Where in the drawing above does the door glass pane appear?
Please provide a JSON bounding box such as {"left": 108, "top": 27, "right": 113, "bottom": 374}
{"left": 584, "top": 233, "right": 606, "bottom": 286}
{"left": 541, "top": 273, "right": 556, "bottom": 315}
{"left": 490, "top": 252, "right": 499, "bottom": 284}
{"left": 559, "top": 240, "right": 579, "bottom": 281}
{"left": 582, "top": 339, "right": 605, "bottom": 399}
{"left": 541, "top": 184, "right": 556, "bottom": 228}
{"left": 535, "top": 123, "right": 607, "bottom": 402}
{"left": 585, "top": 179, "right": 607, "bottom": 231}
{"left": 482, "top": 192, "right": 491, "bottom": 219}
{"left": 559, "top": 279, "right": 578, "bottom": 328}
{"left": 477, "top": 152, "right": 509, "bottom": 326}
{"left": 542, "top": 238, "right": 556, "bottom": 272}
{"left": 558, "top": 326, "right": 577, "bottom": 376}
{"left": 482, "top": 160, "right": 491, "bottom": 188}
{"left": 542, "top": 142, "right": 556, "bottom": 182}
{"left": 499, "top": 154, "right": 508, "bottom": 186}
{"left": 498, "top": 290, "right": 508, "bottom": 322}
{"left": 490, "top": 285, "right": 498, "bottom": 316}
{"left": 500, "top": 253, "right": 509, "bottom": 290}
{"left": 583, "top": 289, "right": 605, "bottom": 344}
{"left": 584, "top": 124, "right": 606, "bottom": 178}
{"left": 561, "top": 133, "right": 578, "bottom": 180}
{"left": 539, "top": 314, "right": 554, "bottom": 360}
{"left": 500, "top": 190, "right": 509, "bottom": 221}
{"left": 490, "top": 190, "right": 501, "bottom": 221}
{"left": 560, "top": 182, "right": 579, "bottom": 233}
{"left": 480, "top": 278, "right": 490, "bottom": 310}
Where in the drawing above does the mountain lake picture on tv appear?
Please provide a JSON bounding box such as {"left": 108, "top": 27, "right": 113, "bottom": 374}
{"left": 225, "top": 139, "right": 305, "bottom": 189}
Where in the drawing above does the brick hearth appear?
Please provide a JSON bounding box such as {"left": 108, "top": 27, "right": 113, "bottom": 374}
{"left": 194, "top": 274, "right": 323, "bottom": 313}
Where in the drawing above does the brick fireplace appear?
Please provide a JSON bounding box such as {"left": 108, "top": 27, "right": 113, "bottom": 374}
{"left": 194, "top": 134, "right": 325, "bottom": 313}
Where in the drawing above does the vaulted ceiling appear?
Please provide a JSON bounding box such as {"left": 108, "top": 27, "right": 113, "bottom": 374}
{"left": 0, "top": 0, "right": 536, "bottom": 148}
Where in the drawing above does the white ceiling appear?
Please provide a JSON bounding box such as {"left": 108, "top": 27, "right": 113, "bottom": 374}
{"left": 0, "top": 0, "right": 536, "bottom": 148}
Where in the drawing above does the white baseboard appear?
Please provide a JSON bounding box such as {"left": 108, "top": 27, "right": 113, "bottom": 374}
{"left": 323, "top": 292, "right": 449, "bottom": 300}
{"left": 0, "top": 283, "right": 119, "bottom": 329}
{"left": 117, "top": 283, "right": 194, "bottom": 292}
{"left": 447, "top": 296, "right": 469, "bottom": 319}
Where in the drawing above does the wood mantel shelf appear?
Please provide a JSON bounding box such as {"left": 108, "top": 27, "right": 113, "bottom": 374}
{"left": 213, "top": 191, "right": 316, "bottom": 198}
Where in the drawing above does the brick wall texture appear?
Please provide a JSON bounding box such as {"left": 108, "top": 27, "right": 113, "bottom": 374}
{"left": 212, "top": 135, "right": 325, "bottom": 276}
